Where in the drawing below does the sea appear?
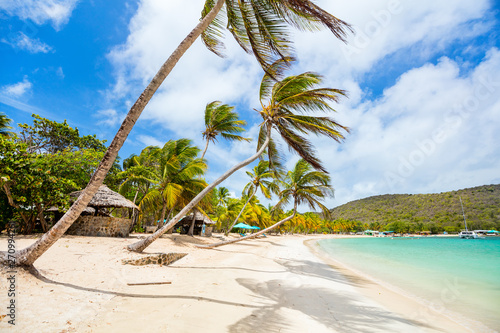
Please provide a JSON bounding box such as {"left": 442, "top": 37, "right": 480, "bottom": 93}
{"left": 317, "top": 236, "right": 500, "bottom": 332}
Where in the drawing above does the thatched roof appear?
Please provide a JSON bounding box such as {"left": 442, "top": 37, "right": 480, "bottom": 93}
{"left": 179, "top": 211, "right": 215, "bottom": 225}
{"left": 70, "top": 185, "right": 139, "bottom": 210}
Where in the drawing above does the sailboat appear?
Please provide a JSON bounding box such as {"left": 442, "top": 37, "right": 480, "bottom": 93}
{"left": 458, "top": 196, "right": 480, "bottom": 239}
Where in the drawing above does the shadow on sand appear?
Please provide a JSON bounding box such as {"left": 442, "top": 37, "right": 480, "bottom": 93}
{"left": 229, "top": 277, "right": 437, "bottom": 333}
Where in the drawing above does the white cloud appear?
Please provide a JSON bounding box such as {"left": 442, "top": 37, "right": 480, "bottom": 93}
{"left": 105, "top": 0, "right": 499, "bottom": 209}
{"left": 95, "top": 109, "right": 123, "bottom": 127}
{"left": 319, "top": 48, "right": 500, "bottom": 207}
{"left": 1, "top": 78, "right": 32, "bottom": 97}
{"left": 1, "top": 32, "right": 53, "bottom": 53}
{"left": 136, "top": 135, "right": 164, "bottom": 148}
{"left": 56, "top": 67, "right": 64, "bottom": 79}
{"left": 0, "top": 0, "right": 79, "bottom": 30}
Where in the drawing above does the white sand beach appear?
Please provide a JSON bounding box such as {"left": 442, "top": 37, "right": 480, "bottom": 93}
{"left": 0, "top": 234, "right": 474, "bottom": 332}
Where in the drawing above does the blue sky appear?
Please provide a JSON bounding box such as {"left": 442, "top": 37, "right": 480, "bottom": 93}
{"left": 1, "top": 0, "right": 500, "bottom": 210}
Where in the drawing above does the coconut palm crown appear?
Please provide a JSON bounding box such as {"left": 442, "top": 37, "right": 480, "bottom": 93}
{"left": 139, "top": 139, "right": 207, "bottom": 225}
{"left": 274, "top": 158, "right": 334, "bottom": 217}
{"left": 202, "top": 0, "right": 352, "bottom": 71}
{"left": 257, "top": 57, "right": 349, "bottom": 173}
{"left": 0, "top": 113, "right": 13, "bottom": 138}
{"left": 201, "top": 101, "right": 250, "bottom": 159}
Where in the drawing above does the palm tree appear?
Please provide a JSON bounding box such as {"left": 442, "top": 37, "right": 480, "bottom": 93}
{"left": 225, "top": 160, "right": 279, "bottom": 235}
{"left": 201, "top": 101, "right": 250, "bottom": 159}
{"left": 213, "top": 186, "right": 230, "bottom": 224}
{"left": 126, "top": 60, "right": 348, "bottom": 253}
{"left": 240, "top": 196, "right": 268, "bottom": 228}
{"left": 198, "top": 159, "right": 334, "bottom": 248}
{"left": 119, "top": 146, "right": 161, "bottom": 206}
{"left": 0, "top": 112, "right": 13, "bottom": 137}
{"left": 6, "top": 3, "right": 351, "bottom": 265}
{"left": 139, "top": 139, "right": 207, "bottom": 230}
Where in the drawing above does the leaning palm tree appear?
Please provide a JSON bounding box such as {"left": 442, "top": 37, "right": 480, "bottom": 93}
{"left": 201, "top": 101, "right": 250, "bottom": 159}
{"left": 225, "top": 160, "right": 279, "bottom": 235}
{"left": 198, "top": 158, "right": 333, "bottom": 248}
{"left": 126, "top": 59, "right": 348, "bottom": 253}
{"left": 6, "top": 3, "right": 351, "bottom": 265}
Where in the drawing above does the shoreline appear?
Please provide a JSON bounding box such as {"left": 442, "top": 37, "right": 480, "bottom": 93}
{"left": 307, "top": 236, "right": 498, "bottom": 333}
{"left": 0, "top": 233, "right": 490, "bottom": 332}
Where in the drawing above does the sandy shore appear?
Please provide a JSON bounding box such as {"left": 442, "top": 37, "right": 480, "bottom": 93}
{"left": 0, "top": 233, "right": 475, "bottom": 332}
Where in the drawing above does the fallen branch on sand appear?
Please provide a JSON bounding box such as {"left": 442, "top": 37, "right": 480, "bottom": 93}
{"left": 127, "top": 281, "right": 172, "bottom": 286}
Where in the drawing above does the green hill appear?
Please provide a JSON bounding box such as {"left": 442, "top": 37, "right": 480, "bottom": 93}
{"left": 330, "top": 184, "right": 500, "bottom": 233}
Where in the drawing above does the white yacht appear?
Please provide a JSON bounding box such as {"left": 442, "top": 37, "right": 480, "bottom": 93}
{"left": 458, "top": 197, "right": 483, "bottom": 239}
{"left": 459, "top": 230, "right": 479, "bottom": 239}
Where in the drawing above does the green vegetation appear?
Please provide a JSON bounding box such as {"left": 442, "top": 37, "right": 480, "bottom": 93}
{"left": 201, "top": 101, "right": 250, "bottom": 159}
{"left": 0, "top": 114, "right": 117, "bottom": 233}
{"left": 4, "top": 0, "right": 353, "bottom": 266}
{"left": 329, "top": 185, "right": 500, "bottom": 233}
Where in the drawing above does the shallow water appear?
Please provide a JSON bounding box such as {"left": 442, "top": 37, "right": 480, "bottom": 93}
{"left": 318, "top": 236, "right": 500, "bottom": 331}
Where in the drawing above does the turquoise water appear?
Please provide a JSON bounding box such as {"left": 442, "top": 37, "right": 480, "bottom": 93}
{"left": 318, "top": 237, "right": 500, "bottom": 330}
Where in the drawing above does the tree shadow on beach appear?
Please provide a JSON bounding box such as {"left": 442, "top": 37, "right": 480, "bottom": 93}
{"left": 274, "top": 257, "right": 373, "bottom": 289}
{"left": 24, "top": 266, "right": 260, "bottom": 309}
{"left": 229, "top": 278, "right": 436, "bottom": 333}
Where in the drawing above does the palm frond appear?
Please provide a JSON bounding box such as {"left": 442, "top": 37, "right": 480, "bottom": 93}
{"left": 201, "top": 0, "right": 227, "bottom": 57}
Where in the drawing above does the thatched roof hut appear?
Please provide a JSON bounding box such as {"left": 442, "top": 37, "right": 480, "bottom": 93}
{"left": 66, "top": 185, "right": 139, "bottom": 238}
{"left": 179, "top": 211, "right": 215, "bottom": 225}
{"left": 175, "top": 211, "right": 215, "bottom": 236}
{"left": 70, "top": 185, "right": 139, "bottom": 212}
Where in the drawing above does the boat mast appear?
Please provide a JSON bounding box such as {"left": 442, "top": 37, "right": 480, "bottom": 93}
{"left": 459, "top": 196, "right": 468, "bottom": 231}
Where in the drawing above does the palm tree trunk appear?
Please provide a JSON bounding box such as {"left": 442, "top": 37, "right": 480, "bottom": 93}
{"left": 127, "top": 126, "right": 272, "bottom": 253}
{"left": 166, "top": 209, "right": 174, "bottom": 234}
{"left": 128, "top": 190, "right": 140, "bottom": 232}
{"left": 224, "top": 190, "right": 255, "bottom": 236}
{"left": 159, "top": 200, "right": 168, "bottom": 229}
{"left": 188, "top": 208, "right": 197, "bottom": 236}
{"left": 196, "top": 202, "right": 297, "bottom": 249}
{"left": 36, "top": 205, "right": 49, "bottom": 233}
{"left": 200, "top": 139, "right": 210, "bottom": 160}
{"left": 0, "top": 0, "right": 226, "bottom": 267}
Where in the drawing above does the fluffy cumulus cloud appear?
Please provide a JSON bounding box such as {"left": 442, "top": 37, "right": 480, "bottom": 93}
{"left": 105, "top": 0, "right": 499, "bottom": 209}
{"left": 320, "top": 49, "right": 500, "bottom": 207}
{"left": 0, "top": 0, "right": 79, "bottom": 30}
{"left": 1, "top": 32, "right": 53, "bottom": 53}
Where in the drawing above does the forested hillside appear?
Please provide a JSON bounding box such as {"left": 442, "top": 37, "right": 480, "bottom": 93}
{"left": 330, "top": 184, "right": 500, "bottom": 233}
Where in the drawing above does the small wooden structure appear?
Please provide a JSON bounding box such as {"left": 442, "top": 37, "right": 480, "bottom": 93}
{"left": 65, "top": 185, "right": 139, "bottom": 237}
{"left": 174, "top": 211, "right": 215, "bottom": 236}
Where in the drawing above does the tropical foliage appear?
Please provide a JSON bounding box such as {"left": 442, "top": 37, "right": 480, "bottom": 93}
{"left": 256, "top": 57, "right": 349, "bottom": 172}
{"left": 0, "top": 112, "right": 13, "bottom": 137}
{"left": 0, "top": 116, "right": 108, "bottom": 233}
{"left": 201, "top": 101, "right": 250, "bottom": 159}
{"left": 4, "top": 0, "right": 352, "bottom": 266}
{"left": 199, "top": 159, "right": 335, "bottom": 248}
{"left": 225, "top": 160, "right": 280, "bottom": 235}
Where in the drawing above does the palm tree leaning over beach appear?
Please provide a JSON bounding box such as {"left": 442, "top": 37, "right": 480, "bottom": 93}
{"left": 201, "top": 101, "right": 250, "bottom": 160}
{"left": 225, "top": 160, "right": 280, "bottom": 235}
{"left": 127, "top": 58, "right": 348, "bottom": 253}
{"left": 198, "top": 159, "right": 334, "bottom": 248}
{"left": 5, "top": 0, "right": 351, "bottom": 266}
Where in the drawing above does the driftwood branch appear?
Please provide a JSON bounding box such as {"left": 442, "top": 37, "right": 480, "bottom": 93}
{"left": 127, "top": 281, "right": 172, "bottom": 286}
